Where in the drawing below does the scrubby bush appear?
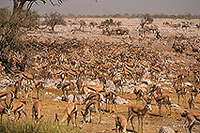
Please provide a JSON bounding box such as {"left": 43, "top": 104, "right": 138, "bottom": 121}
{"left": 0, "top": 118, "right": 80, "bottom": 133}
{"left": 42, "top": 12, "right": 66, "bottom": 31}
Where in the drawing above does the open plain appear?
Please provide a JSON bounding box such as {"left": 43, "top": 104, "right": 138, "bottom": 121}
{"left": 1, "top": 18, "right": 200, "bottom": 133}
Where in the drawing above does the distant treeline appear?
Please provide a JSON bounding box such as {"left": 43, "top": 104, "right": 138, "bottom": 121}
{"left": 65, "top": 13, "right": 200, "bottom": 19}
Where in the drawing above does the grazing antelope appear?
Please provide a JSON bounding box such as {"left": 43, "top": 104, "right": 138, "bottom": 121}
{"left": 115, "top": 114, "right": 127, "bottom": 133}
{"left": 81, "top": 100, "right": 101, "bottom": 124}
{"left": 153, "top": 93, "right": 172, "bottom": 116}
{"left": 0, "top": 101, "right": 13, "bottom": 120}
{"left": 127, "top": 103, "right": 152, "bottom": 133}
{"left": 0, "top": 90, "right": 14, "bottom": 106}
{"left": 83, "top": 92, "right": 103, "bottom": 105}
{"left": 32, "top": 101, "right": 43, "bottom": 121}
{"left": 10, "top": 102, "right": 27, "bottom": 120}
{"left": 188, "top": 93, "right": 195, "bottom": 110}
{"left": 181, "top": 110, "right": 200, "bottom": 133}
{"left": 55, "top": 102, "right": 77, "bottom": 126}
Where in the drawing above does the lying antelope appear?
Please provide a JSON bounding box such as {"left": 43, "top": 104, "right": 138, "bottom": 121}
{"left": 181, "top": 110, "right": 200, "bottom": 133}
{"left": 81, "top": 100, "right": 101, "bottom": 124}
{"left": 32, "top": 101, "right": 43, "bottom": 121}
{"left": 127, "top": 102, "right": 152, "bottom": 133}
{"left": 55, "top": 102, "right": 77, "bottom": 126}
{"left": 115, "top": 114, "right": 127, "bottom": 133}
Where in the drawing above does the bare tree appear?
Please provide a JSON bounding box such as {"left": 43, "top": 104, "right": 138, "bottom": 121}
{"left": 137, "top": 14, "right": 154, "bottom": 29}
{"left": 43, "top": 12, "right": 66, "bottom": 31}
{"left": 12, "top": 0, "right": 65, "bottom": 14}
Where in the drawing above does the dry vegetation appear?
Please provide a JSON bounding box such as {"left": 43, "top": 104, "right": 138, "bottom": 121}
{"left": 0, "top": 16, "right": 200, "bottom": 133}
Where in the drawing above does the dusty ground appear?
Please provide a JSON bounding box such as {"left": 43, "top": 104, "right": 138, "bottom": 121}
{"left": 13, "top": 87, "right": 200, "bottom": 133}
{"left": 2, "top": 18, "right": 200, "bottom": 133}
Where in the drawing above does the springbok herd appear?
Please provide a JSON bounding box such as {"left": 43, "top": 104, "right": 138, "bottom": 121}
{"left": 0, "top": 18, "right": 200, "bottom": 133}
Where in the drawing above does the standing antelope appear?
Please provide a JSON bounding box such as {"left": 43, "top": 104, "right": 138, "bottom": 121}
{"left": 55, "top": 102, "right": 77, "bottom": 126}
{"left": 153, "top": 93, "right": 172, "bottom": 116}
{"left": 81, "top": 100, "right": 101, "bottom": 124}
{"left": 61, "top": 81, "right": 76, "bottom": 100}
{"left": 188, "top": 93, "right": 195, "bottom": 109}
{"left": 134, "top": 88, "right": 144, "bottom": 104}
{"left": 115, "top": 114, "right": 127, "bottom": 133}
{"left": 181, "top": 110, "right": 200, "bottom": 133}
{"left": 35, "top": 81, "right": 45, "bottom": 99}
{"left": 127, "top": 103, "right": 152, "bottom": 133}
{"left": 76, "top": 74, "right": 82, "bottom": 93}
{"left": 82, "top": 81, "right": 106, "bottom": 98}
{"left": 32, "top": 101, "right": 43, "bottom": 121}
{"left": 105, "top": 91, "right": 117, "bottom": 113}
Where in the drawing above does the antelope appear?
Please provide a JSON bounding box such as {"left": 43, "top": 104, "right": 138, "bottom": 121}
{"left": 175, "top": 87, "right": 187, "bottom": 106}
{"left": 18, "top": 72, "right": 35, "bottom": 85}
{"left": 148, "top": 84, "right": 163, "bottom": 96}
{"left": 0, "top": 100, "right": 13, "bottom": 120}
{"left": 61, "top": 81, "right": 76, "bottom": 100}
{"left": 153, "top": 93, "right": 172, "bottom": 116}
{"left": 0, "top": 90, "right": 15, "bottom": 106}
{"left": 55, "top": 102, "right": 77, "bottom": 126}
{"left": 10, "top": 102, "right": 27, "bottom": 120}
{"left": 188, "top": 93, "right": 195, "bottom": 110}
{"left": 105, "top": 91, "right": 117, "bottom": 113}
{"left": 81, "top": 100, "right": 101, "bottom": 124}
{"left": 14, "top": 79, "right": 22, "bottom": 99}
{"left": 115, "top": 114, "right": 127, "bottom": 133}
{"left": 35, "top": 81, "right": 45, "bottom": 99}
{"left": 127, "top": 102, "right": 152, "bottom": 133}
{"left": 83, "top": 92, "right": 102, "bottom": 104}
{"left": 191, "top": 87, "right": 200, "bottom": 99}
{"left": 32, "top": 101, "right": 43, "bottom": 121}
{"left": 76, "top": 75, "right": 82, "bottom": 93}
{"left": 24, "top": 84, "right": 34, "bottom": 103}
{"left": 82, "top": 81, "right": 106, "bottom": 98}
{"left": 134, "top": 88, "right": 144, "bottom": 104}
{"left": 181, "top": 110, "right": 200, "bottom": 133}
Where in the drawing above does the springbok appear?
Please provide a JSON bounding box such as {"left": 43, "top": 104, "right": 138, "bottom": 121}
{"left": 127, "top": 102, "right": 152, "bottom": 133}
{"left": 81, "top": 100, "right": 101, "bottom": 124}
{"left": 55, "top": 102, "right": 77, "bottom": 126}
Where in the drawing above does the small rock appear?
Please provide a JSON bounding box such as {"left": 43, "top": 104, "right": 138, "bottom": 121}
{"left": 53, "top": 96, "right": 62, "bottom": 101}
{"left": 159, "top": 126, "right": 175, "bottom": 133}
{"left": 115, "top": 96, "right": 128, "bottom": 104}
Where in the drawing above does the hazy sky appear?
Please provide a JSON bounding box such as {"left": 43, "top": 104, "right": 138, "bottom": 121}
{"left": 1, "top": 0, "right": 200, "bottom": 15}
